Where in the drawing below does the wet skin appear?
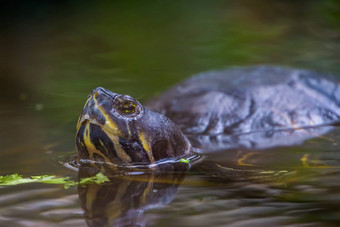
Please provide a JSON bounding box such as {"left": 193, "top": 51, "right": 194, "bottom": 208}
{"left": 76, "top": 87, "right": 194, "bottom": 167}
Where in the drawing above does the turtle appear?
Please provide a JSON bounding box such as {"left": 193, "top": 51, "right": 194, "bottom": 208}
{"left": 75, "top": 65, "right": 340, "bottom": 169}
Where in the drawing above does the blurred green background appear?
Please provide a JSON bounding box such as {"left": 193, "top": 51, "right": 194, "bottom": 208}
{"left": 0, "top": 0, "right": 339, "bottom": 174}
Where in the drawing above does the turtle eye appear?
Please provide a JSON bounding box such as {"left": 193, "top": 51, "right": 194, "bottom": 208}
{"left": 115, "top": 97, "right": 141, "bottom": 117}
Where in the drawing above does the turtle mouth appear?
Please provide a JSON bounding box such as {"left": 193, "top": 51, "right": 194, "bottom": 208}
{"left": 77, "top": 111, "right": 105, "bottom": 132}
{"left": 77, "top": 94, "right": 106, "bottom": 130}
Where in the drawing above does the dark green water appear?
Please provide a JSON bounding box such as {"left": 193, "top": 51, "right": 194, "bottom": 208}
{"left": 1, "top": 1, "right": 339, "bottom": 226}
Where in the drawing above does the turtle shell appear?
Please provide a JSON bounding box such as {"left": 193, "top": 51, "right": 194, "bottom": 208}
{"left": 147, "top": 66, "right": 340, "bottom": 152}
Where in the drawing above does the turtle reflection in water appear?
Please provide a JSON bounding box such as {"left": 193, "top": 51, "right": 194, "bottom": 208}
{"left": 75, "top": 66, "right": 340, "bottom": 225}
{"left": 78, "top": 166, "right": 186, "bottom": 227}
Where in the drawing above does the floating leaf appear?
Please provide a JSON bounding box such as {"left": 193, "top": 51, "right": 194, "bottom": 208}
{"left": 79, "top": 172, "right": 109, "bottom": 185}
{"left": 0, "top": 174, "right": 36, "bottom": 185}
{"left": 0, "top": 172, "right": 110, "bottom": 189}
{"left": 178, "top": 158, "right": 190, "bottom": 164}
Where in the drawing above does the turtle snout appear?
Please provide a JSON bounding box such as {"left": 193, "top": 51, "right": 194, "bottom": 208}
{"left": 90, "top": 87, "right": 105, "bottom": 98}
{"left": 77, "top": 91, "right": 107, "bottom": 128}
{"left": 91, "top": 87, "right": 118, "bottom": 101}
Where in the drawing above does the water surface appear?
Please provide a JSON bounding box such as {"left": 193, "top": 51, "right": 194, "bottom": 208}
{"left": 1, "top": 1, "right": 339, "bottom": 226}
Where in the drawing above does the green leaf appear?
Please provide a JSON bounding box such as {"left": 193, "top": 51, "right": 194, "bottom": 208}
{"left": 0, "top": 174, "right": 36, "bottom": 185}
{"left": 178, "top": 158, "right": 190, "bottom": 164}
{"left": 79, "top": 172, "right": 109, "bottom": 185}
{"left": 0, "top": 172, "right": 110, "bottom": 189}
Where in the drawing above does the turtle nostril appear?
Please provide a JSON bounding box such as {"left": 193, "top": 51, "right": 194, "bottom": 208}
{"left": 91, "top": 87, "right": 118, "bottom": 101}
{"left": 92, "top": 87, "right": 106, "bottom": 96}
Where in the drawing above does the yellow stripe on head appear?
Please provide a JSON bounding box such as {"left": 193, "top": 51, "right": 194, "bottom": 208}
{"left": 76, "top": 116, "right": 82, "bottom": 131}
{"left": 138, "top": 131, "right": 154, "bottom": 163}
{"left": 83, "top": 122, "right": 113, "bottom": 163}
{"left": 77, "top": 96, "right": 92, "bottom": 131}
{"left": 103, "top": 130, "right": 132, "bottom": 163}
{"left": 92, "top": 96, "right": 128, "bottom": 139}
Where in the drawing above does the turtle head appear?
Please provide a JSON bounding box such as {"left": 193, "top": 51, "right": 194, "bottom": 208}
{"left": 76, "top": 87, "right": 194, "bottom": 166}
